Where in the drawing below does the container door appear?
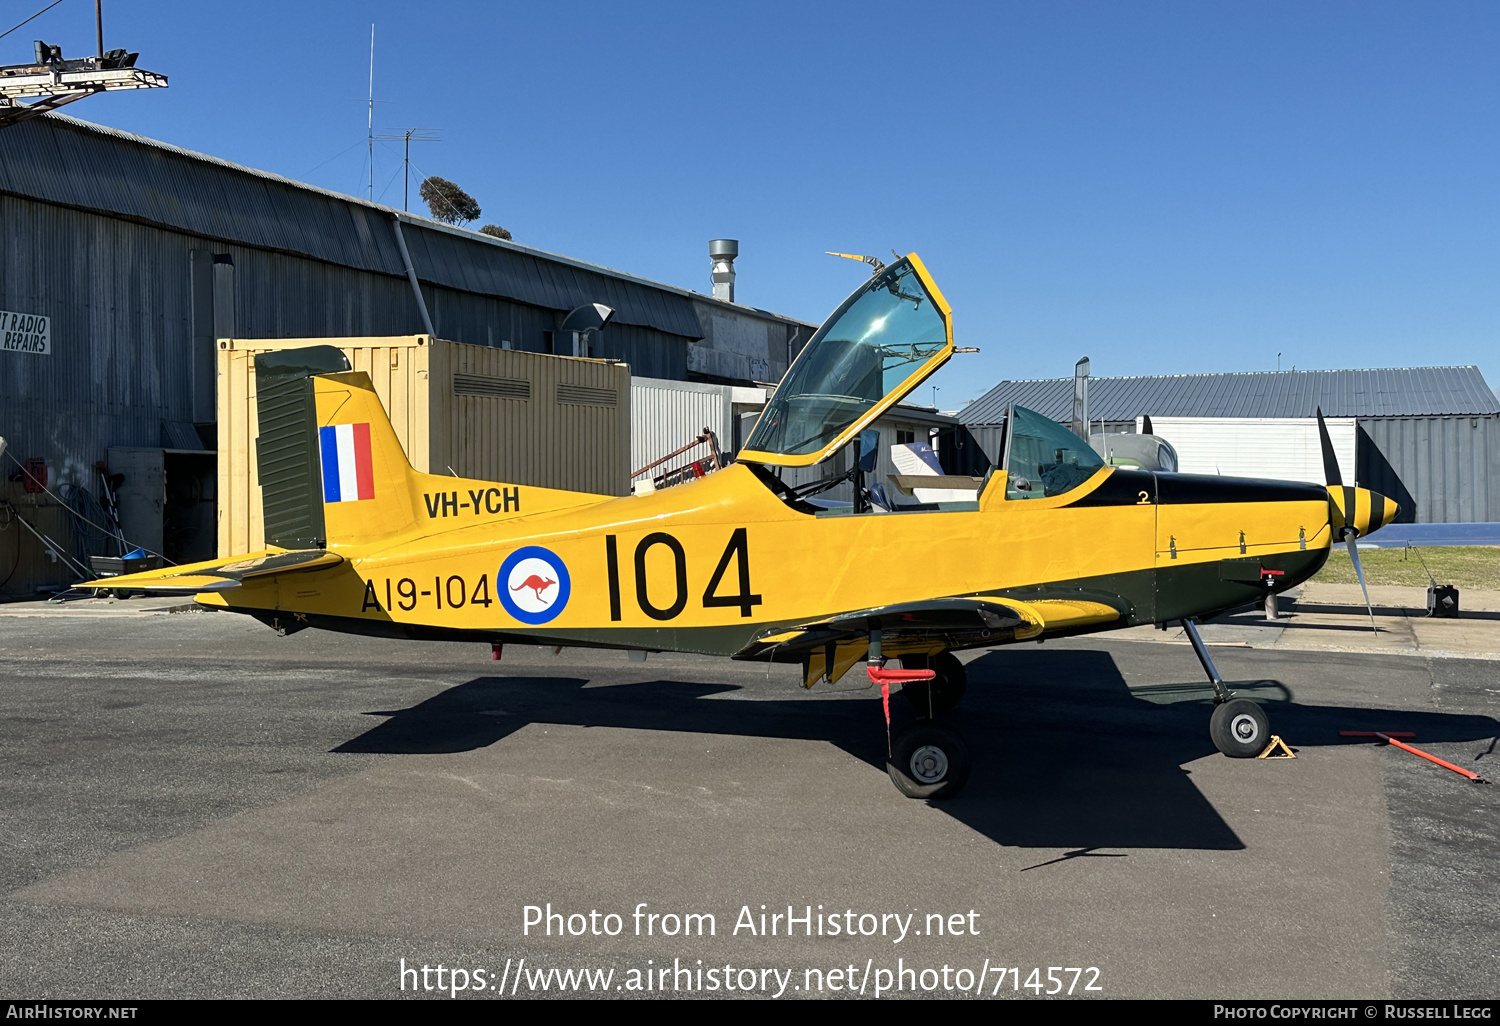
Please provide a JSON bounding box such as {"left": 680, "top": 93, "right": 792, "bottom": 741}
{"left": 107, "top": 447, "right": 166, "bottom": 555}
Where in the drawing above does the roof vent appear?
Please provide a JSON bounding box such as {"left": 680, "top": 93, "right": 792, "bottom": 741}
{"left": 710, "top": 239, "right": 738, "bottom": 303}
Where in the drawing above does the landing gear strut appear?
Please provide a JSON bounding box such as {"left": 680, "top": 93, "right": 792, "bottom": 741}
{"left": 1182, "top": 618, "right": 1270, "bottom": 758}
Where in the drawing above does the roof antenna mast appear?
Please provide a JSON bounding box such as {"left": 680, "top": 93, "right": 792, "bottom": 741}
{"left": 377, "top": 128, "right": 442, "bottom": 211}
{"left": 367, "top": 24, "right": 374, "bottom": 201}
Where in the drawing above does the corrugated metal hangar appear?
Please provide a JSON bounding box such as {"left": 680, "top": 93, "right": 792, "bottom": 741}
{"left": 961, "top": 366, "right": 1500, "bottom": 524}
{"left": 0, "top": 113, "right": 812, "bottom": 596}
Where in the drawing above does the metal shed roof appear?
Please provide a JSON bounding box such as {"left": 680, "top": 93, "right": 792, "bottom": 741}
{"left": 959, "top": 366, "right": 1500, "bottom": 424}
{"left": 0, "top": 113, "right": 810, "bottom": 339}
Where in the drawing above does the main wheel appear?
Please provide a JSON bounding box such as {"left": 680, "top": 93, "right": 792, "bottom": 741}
{"left": 1209, "top": 698, "right": 1270, "bottom": 758}
{"left": 900, "top": 651, "right": 968, "bottom": 717}
{"left": 887, "top": 723, "right": 972, "bottom": 799}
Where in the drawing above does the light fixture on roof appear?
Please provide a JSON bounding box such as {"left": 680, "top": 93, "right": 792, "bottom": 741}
{"left": 560, "top": 303, "right": 616, "bottom": 358}
{"left": 0, "top": 3, "right": 166, "bottom": 129}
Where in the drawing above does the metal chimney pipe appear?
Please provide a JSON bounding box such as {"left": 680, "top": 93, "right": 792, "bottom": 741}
{"left": 710, "top": 239, "right": 738, "bottom": 303}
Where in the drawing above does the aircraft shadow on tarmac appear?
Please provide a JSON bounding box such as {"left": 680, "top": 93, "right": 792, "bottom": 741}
{"left": 335, "top": 648, "right": 1499, "bottom": 855}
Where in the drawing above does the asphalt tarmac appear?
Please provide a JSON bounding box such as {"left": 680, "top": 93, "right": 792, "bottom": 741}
{"left": 1, "top": 609, "right": 1496, "bottom": 1000}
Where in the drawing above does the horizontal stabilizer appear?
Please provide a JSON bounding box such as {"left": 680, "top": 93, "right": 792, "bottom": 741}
{"left": 80, "top": 549, "right": 342, "bottom": 594}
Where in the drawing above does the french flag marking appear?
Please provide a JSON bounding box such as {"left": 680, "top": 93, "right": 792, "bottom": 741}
{"left": 319, "top": 423, "right": 375, "bottom": 502}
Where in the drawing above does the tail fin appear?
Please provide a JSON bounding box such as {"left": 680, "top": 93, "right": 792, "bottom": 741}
{"left": 255, "top": 346, "right": 611, "bottom": 551}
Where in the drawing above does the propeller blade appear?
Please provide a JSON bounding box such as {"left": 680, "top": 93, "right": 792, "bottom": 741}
{"left": 1316, "top": 407, "right": 1343, "bottom": 487}
{"left": 1141, "top": 414, "right": 1154, "bottom": 435}
{"left": 1317, "top": 407, "right": 1358, "bottom": 538}
{"left": 1345, "top": 533, "right": 1378, "bottom": 633}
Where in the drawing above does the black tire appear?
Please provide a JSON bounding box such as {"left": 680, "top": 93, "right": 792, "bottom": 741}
{"left": 1209, "top": 698, "right": 1270, "bottom": 758}
{"left": 887, "top": 723, "right": 972, "bottom": 799}
{"left": 900, "top": 651, "right": 968, "bottom": 717}
{"left": 112, "top": 588, "right": 130, "bottom": 600}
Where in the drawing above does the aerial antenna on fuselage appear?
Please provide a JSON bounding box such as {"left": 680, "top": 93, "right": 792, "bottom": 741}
{"left": 826, "top": 251, "right": 886, "bottom": 275}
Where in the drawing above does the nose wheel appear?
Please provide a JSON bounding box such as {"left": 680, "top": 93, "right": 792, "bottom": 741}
{"left": 1210, "top": 699, "right": 1269, "bottom": 758}
{"left": 1181, "top": 618, "right": 1274, "bottom": 758}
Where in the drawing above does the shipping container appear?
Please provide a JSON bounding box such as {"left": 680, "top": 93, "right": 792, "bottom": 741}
{"left": 217, "top": 335, "right": 630, "bottom": 556}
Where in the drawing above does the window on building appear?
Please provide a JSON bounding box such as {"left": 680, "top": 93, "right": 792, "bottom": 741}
{"left": 896, "top": 430, "right": 915, "bottom": 445}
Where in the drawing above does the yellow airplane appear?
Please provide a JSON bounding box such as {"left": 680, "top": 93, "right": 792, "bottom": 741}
{"left": 86, "top": 254, "right": 1398, "bottom": 799}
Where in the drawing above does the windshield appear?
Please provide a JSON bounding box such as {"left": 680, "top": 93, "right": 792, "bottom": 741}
{"left": 743, "top": 258, "right": 948, "bottom": 459}
{"left": 1004, "top": 405, "right": 1105, "bottom": 499}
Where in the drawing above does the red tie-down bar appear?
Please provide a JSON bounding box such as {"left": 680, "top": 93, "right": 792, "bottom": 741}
{"left": 1339, "top": 731, "right": 1488, "bottom": 783}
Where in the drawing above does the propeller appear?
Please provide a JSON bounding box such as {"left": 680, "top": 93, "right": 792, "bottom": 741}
{"left": 1316, "top": 408, "right": 1377, "bottom": 632}
{"left": 1141, "top": 414, "right": 1154, "bottom": 435}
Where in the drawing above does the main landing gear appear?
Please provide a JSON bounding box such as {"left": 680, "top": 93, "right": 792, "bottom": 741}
{"left": 866, "top": 632, "right": 971, "bottom": 799}
{"left": 888, "top": 722, "right": 972, "bottom": 799}
{"left": 899, "top": 651, "right": 968, "bottom": 717}
{"left": 1182, "top": 618, "right": 1270, "bottom": 758}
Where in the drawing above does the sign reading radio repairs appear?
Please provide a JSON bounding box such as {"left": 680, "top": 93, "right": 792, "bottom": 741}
{"left": 0, "top": 311, "right": 50, "bottom": 354}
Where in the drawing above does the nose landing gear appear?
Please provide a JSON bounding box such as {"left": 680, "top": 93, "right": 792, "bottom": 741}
{"left": 1183, "top": 618, "right": 1272, "bottom": 758}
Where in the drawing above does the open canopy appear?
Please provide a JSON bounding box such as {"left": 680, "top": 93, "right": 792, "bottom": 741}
{"left": 739, "top": 253, "right": 952, "bottom": 467}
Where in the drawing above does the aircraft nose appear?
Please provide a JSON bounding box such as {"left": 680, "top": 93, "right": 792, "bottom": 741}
{"left": 1330, "top": 486, "right": 1399, "bottom": 538}
{"left": 1371, "top": 490, "right": 1399, "bottom": 533}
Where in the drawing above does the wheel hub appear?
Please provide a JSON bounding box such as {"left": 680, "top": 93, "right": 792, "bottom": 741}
{"left": 909, "top": 745, "right": 949, "bottom": 784}
{"left": 1230, "top": 713, "right": 1260, "bottom": 744}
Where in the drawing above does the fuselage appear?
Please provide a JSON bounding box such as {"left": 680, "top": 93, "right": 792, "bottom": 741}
{"left": 199, "top": 462, "right": 1347, "bottom": 658}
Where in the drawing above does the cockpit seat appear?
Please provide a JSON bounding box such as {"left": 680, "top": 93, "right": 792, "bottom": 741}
{"left": 889, "top": 442, "right": 983, "bottom": 503}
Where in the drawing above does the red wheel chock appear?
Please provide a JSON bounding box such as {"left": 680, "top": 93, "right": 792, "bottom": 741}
{"left": 1340, "top": 731, "right": 1487, "bottom": 783}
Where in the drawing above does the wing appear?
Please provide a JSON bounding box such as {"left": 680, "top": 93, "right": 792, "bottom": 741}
{"left": 733, "top": 595, "right": 1122, "bottom": 684}
{"left": 79, "top": 549, "right": 343, "bottom": 594}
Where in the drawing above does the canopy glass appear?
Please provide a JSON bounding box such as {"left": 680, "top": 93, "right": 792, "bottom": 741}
{"left": 740, "top": 255, "right": 952, "bottom": 467}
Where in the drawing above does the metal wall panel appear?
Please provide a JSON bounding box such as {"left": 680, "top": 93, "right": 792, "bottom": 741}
{"left": 629, "top": 377, "right": 733, "bottom": 475}
{"left": 430, "top": 343, "right": 630, "bottom": 496}
{"left": 965, "top": 424, "right": 1007, "bottom": 465}
{"left": 0, "top": 194, "right": 195, "bottom": 478}
{"left": 1358, "top": 415, "right": 1499, "bottom": 523}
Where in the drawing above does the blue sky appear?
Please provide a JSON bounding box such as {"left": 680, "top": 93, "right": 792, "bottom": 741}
{"left": 17, "top": 0, "right": 1500, "bottom": 405}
